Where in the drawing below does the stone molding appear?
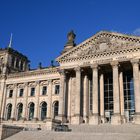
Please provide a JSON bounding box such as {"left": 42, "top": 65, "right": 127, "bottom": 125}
{"left": 131, "top": 59, "right": 140, "bottom": 65}
{"left": 7, "top": 67, "right": 59, "bottom": 79}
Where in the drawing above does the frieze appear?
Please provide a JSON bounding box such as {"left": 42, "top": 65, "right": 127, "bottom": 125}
{"left": 77, "top": 39, "right": 140, "bottom": 56}
{"left": 81, "top": 56, "right": 130, "bottom": 66}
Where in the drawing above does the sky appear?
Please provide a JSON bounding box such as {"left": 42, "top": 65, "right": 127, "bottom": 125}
{"left": 0, "top": 0, "right": 140, "bottom": 68}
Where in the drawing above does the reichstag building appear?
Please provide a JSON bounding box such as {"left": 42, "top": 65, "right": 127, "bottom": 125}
{"left": 0, "top": 30, "right": 140, "bottom": 129}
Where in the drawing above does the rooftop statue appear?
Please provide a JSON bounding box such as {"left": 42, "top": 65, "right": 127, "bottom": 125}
{"left": 65, "top": 30, "right": 76, "bottom": 47}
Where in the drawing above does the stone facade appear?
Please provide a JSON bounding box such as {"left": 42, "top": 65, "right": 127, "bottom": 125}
{"left": 0, "top": 31, "right": 140, "bottom": 128}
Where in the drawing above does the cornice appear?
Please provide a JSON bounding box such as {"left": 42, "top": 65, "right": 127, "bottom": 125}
{"left": 7, "top": 66, "right": 59, "bottom": 79}
{"left": 59, "top": 45, "right": 140, "bottom": 64}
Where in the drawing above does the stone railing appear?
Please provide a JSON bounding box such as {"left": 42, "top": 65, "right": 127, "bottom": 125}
{"left": 0, "top": 124, "right": 24, "bottom": 140}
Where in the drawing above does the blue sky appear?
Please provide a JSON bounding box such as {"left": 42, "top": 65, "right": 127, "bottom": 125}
{"left": 0, "top": 0, "right": 140, "bottom": 68}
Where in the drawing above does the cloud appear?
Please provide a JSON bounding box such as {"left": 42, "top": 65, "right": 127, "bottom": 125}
{"left": 133, "top": 28, "right": 140, "bottom": 36}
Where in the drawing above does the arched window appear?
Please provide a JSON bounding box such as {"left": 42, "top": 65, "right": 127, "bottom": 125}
{"left": 53, "top": 101, "right": 59, "bottom": 119}
{"left": 6, "top": 104, "right": 12, "bottom": 120}
{"left": 40, "top": 102, "right": 47, "bottom": 120}
{"left": 17, "top": 103, "right": 23, "bottom": 120}
{"left": 28, "top": 102, "right": 34, "bottom": 120}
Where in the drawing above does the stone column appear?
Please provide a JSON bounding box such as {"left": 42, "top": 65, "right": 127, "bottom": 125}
{"left": 72, "top": 67, "right": 81, "bottom": 124}
{"left": 89, "top": 64, "right": 99, "bottom": 125}
{"left": 33, "top": 81, "right": 40, "bottom": 121}
{"left": 58, "top": 69, "right": 66, "bottom": 122}
{"left": 11, "top": 84, "right": 18, "bottom": 120}
{"left": 83, "top": 75, "right": 89, "bottom": 123}
{"left": 47, "top": 80, "right": 53, "bottom": 120}
{"left": 67, "top": 77, "right": 72, "bottom": 122}
{"left": 111, "top": 61, "right": 121, "bottom": 125}
{"left": 22, "top": 82, "right": 28, "bottom": 121}
{"left": 119, "top": 71, "right": 125, "bottom": 123}
{"left": 131, "top": 59, "right": 140, "bottom": 124}
{"left": 100, "top": 73, "right": 105, "bottom": 123}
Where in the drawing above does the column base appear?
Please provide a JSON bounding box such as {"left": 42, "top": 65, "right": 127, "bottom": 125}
{"left": 111, "top": 114, "right": 122, "bottom": 125}
{"left": 121, "top": 115, "right": 126, "bottom": 124}
{"left": 71, "top": 115, "right": 82, "bottom": 124}
{"left": 55, "top": 115, "right": 66, "bottom": 123}
{"left": 134, "top": 113, "right": 140, "bottom": 124}
{"left": 32, "top": 118, "right": 38, "bottom": 122}
{"left": 100, "top": 116, "right": 105, "bottom": 124}
{"left": 45, "top": 119, "right": 53, "bottom": 130}
{"left": 83, "top": 116, "right": 89, "bottom": 123}
{"left": 89, "top": 114, "right": 99, "bottom": 125}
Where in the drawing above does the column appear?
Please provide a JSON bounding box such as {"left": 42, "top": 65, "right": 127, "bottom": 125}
{"left": 22, "top": 82, "right": 28, "bottom": 121}
{"left": 72, "top": 67, "right": 81, "bottom": 124}
{"left": 83, "top": 75, "right": 89, "bottom": 123}
{"left": 111, "top": 61, "right": 121, "bottom": 125}
{"left": 131, "top": 59, "right": 140, "bottom": 124}
{"left": 67, "top": 77, "right": 72, "bottom": 122}
{"left": 119, "top": 71, "right": 125, "bottom": 123}
{"left": 34, "top": 81, "right": 40, "bottom": 121}
{"left": 100, "top": 73, "right": 104, "bottom": 123}
{"left": 58, "top": 69, "right": 66, "bottom": 122}
{"left": 11, "top": 84, "right": 18, "bottom": 120}
{"left": 89, "top": 64, "right": 99, "bottom": 125}
{"left": 47, "top": 80, "right": 52, "bottom": 120}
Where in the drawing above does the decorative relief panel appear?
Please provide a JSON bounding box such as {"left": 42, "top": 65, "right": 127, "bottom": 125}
{"left": 40, "top": 81, "right": 49, "bottom": 86}
{"left": 28, "top": 82, "right": 37, "bottom": 87}
{"left": 77, "top": 38, "right": 140, "bottom": 56}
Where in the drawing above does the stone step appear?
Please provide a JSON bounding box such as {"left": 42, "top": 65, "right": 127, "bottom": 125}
{"left": 5, "top": 131, "right": 140, "bottom": 140}
{"left": 69, "top": 124, "right": 140, "bottom": 134}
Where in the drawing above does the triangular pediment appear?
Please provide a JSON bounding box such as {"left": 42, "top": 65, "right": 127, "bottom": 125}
{"left": 56, "top": 31, "right": 140, "bottom": 63}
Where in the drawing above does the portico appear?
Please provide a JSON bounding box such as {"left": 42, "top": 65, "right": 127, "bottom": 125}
{"left": 58, "top": 59, "right": 139, "bottom": 125}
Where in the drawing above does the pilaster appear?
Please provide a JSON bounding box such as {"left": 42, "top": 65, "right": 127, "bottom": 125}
{"left": 11, "top": 84, "right": 18, "bottom": 121}
{"left": 47, "top": 79, "right": 53, "bottom": 120}
{"left": 22, "top": 82, "right": 28, "bottom": 121}
{"left": 33, "top": 81, "right": 40, "bottom": 121}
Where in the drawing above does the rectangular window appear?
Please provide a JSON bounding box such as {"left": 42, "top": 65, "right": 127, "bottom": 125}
{"left": 55, "top": 85, "right": 60, "bottom": 94}
{"left": 19, "top": 88, "right": 24, "bottom": 97}
{"left": 42, "top": 86, "right": 47, "bottom": 95}
{"left": 30, "top": 87, "right": 35, "bottom": 96}
{"left": 9, "top": 90, "right": 13, "bottom": 98}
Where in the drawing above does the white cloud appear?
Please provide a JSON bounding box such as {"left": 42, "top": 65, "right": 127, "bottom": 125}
{"left": 133, "top": 28, "right": 140, "bottom": 36}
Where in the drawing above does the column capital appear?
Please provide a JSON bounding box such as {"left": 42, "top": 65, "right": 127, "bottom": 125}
{"left": 59, "top": 69, "right": 66, "bottom": 76}
{"left": 35, "top": 81, "right": 40, "bottom": 85}
{"left": 24, "top": 82, "right": 28, "bottom": 87}
{"left": 48, "top": 79, "right": 53, "bottom": 84}
{"left": 131, "top": 59, "right": 139, "bottom": 65}
{"left": 110, "top": 61, "right": 119, "bottom": 68}
{"left": 74, "top": 66, "right": 81, "bottom": 72}
{"left": 91, "top": 63, "right": 98, "bottom": 69}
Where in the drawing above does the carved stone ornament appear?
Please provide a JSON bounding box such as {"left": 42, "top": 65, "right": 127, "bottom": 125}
{"left": 40, "top": 81, "right": 49, "bottom": 86}
{"left": 77, "top": 37, "right": 140, "bottom": 57}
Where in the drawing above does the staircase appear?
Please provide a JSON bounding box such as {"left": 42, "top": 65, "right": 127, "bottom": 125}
{"left": 5, "top": 124, "right": 140, "bottom": 140}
